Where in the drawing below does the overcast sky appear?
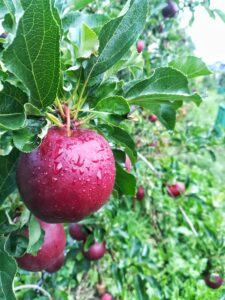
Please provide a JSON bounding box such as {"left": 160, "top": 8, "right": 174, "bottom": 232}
{"left": 184, "top": 0, "right": 225, "bottom": 64}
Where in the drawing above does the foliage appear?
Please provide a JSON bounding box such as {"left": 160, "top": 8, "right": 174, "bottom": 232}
{"left": 0, "top": 0, "right": 224, "bottom": 299}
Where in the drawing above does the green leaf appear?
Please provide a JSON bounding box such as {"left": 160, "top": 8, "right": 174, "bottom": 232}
{"left": 169, "top": 56, "right": 212, "bottom": 78}
{"left": 3, "top": 0, "right": 61, "bottom": 108}
{"left": 126, "top": 67, "right": 203, "bottom": 107}
{"left": 24, "top": 103, "right": 42, "bottom": 116}
{"left": 97, "top": 124, "right": 136, "bottom": 163}
{"left": 0, "top": 132, "right": 13, "bottom": 156}
{"left": 0, "top": 82, "right": 27, "bottom": 130}
{"left": 63, "top": 12, "right": 109, "bottom": 34}
{"left": 27, "top": 215, "right": 45, "bottom": 255}
{"left": 74, "top": 0, "right": 94, "bottom": 10}
{"left": 0, "top": 0, "right": 15, "bottom": 19}
{"left": 12, "top": 118, "right": 47, "bottom": 153}
{"left": 0, "top": 149, "right": 19, "bottom": 205}
{"left": 134, "top": 276, "right": 149, "bottom": 300}
{"left": 158, "top": 104, "right": 176, "bottom": 130}
{"left": 6, "top": 234, "right": 28, "bottom": 257}
{"left": 106, "top": 50, "right": 144, "bottom": 77}
{"left": 0, "top": 211, "right": 19, "bottom": 235}
{"left": 115, "top": 162, "right": 136, "bottom": 196}
{"left": 214, "top": 9, "right": 225, "bottom": 22}
{"left": 95, "top": 96, "right": 130, "bottom": 115}
{"left": 79, "top": 23, "right": 99, "bottom": 59}
{"left": 0, "top": 236, "right": 17, "bottom": 300}
{"left": 86, "top": 0, "right": 148, "bottom": 77}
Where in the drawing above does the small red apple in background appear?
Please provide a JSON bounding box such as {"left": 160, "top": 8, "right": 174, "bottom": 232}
{"left": 69, "top": 223, "right": 87, "bottom": 241}
{"left": 102, "top": 293, "right": 113, "bottom": 300}
{"left": 149, "top": 142, "right": 158, "bottom": 148}
{"left": 16, "top": 127, "right": 116, "bottom": 223}
{"left": 45, "top": 252, "right": 65, "bottom": 273}
{"left": 16, "top": 220, "right": 66, "bottom": 272}
{"left": 125, "top": 154, "right": 132, "bottom": 173}
{"left": 82, "top": 241, "right": 106, "bottom": 261}
{"left": 136, "top": 40, "right": 145, "bottom": 53}
{"left": 149, "top": 114, "right": 158, "bottom": 123}
{"left": 136, "top": 186, "right": 145, "bottom": 200}
{"left": 204, "top": 273, "right": 223, "bottom": 289}
{"left": 162, "top": 1, "right": 178, "bottom": 18}
{"left": 167, "top": 182, "right": 185, "bottom": 198}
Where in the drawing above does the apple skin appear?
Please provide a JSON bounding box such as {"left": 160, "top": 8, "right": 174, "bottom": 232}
{"left": 162, "top": 1, "right": 178, "bottom": 18}
{"left": 16, "top": 220, "right": 66, "bottom": 272}
{"left": 69, "top": 223, "right": 87, "bottom": 241}
{"left": 82, "top": 242, "right": 106, "bottom": 261}
{"left": 167, "top": 182, "right": 185, "bottom": 198}
{"left": 149, "top": 114, "right": 158, "bottom": 123}
{"left": 136, "top": 186, "right": 145, "bottom": 200}
{"left": 45, "top": 252, "right": 65, "bottom": 273}
{"left": 136, "top": 40, "right": 145, "bottom": 53}
{"left": 16, "top": 127, "right": 116, "bottom": 223}
{"left": 125, "top": 154, "right": 132, "bottom": 173}
{"left": 204, "top": 273, "right": 223, "bottom": 289}
{"left": 102, "top": 293, "right": 113, "bottom": 300}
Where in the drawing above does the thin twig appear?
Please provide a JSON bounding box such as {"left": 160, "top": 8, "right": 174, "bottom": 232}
{"left": 137, "top": 152, "right": 161, "bottom": 177}
{"left": 178, "top": 205, "right": 198, "bottom": 237}
{"left": 14, "top": 284, "right": 52, "bottom": 300}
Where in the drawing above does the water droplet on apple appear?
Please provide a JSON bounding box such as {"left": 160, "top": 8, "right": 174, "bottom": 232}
{"left": 55, "top": 148, "right": 63, "bottom": 159}
{"left": 79, "top": 169, "right": 84, "bottom": 175}
{"left": 74, "top": 155, "right": 85, "bottom": 167}
{"left": 92, "top": 159, "right": 99, "bottom": 163}
{"left": 53, "top": 162, "right": 62, "bottom": 174}
{"left": 97, "top": 170, "right": 102, "bottom": 182}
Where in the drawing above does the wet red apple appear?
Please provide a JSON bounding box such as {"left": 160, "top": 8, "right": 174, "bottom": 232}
{"left": 167, "top": 182, "right": 185, "bottom": 198}
{"left": 16, "top": 220, "right": 66, "bottom": 272}
{"left": 149, "top": 114, "right": 158, "bottom": 123}
{"left": 136, "top": 40, "right": 145, "bottom": 53}
{"left": 162, "top": 1, "right": 178, "bottom": 18}
{"left": 204, "top": 273, "right": 223, "bottom": 289}
{"left": 45, "top": 252, "right": 65, "bottom": 273}
{"left": 82, "top": 241, "right": 106, "bottom": 261}
{"left": 16, "top": 127, "right": 116, "bottom": 223}
{"left": 136, "top": 186, "right": 145, "bottom": 200}
{"left": 102, "top": 293, "right": 113, "bottom": 300}
{"left": 69, "top": 223, "right": 87, "bottom": 241}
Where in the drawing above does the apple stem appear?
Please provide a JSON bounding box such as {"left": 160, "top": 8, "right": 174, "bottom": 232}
{"left": 65, "top": 105, "right": 71, "bottom": 137}
{"left": 14, "top": 285, "right": 52, "bottom": 300}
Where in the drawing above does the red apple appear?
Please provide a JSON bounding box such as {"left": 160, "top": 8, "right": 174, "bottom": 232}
{"left": 136, "top": 40, "right": 145, "bottom": 53}
{"left": 167, "top": 182, "right": 185, "bottom": 198}
{"left": 204, "top": 273, "right": 223, "bottom": 289}
{"left": 16, "top": 220, "right": 66, "bottom": 272}
{"left": 45, "top": 252, "right": 65, "bottom": 273}
{"left": 82, "top": 241, "right": 106, "bottom": 261}
{"left": 149, "top": 114, "right": 158, "bottom": 123}
{"left": 125, "top": 154, "right": 132, "bottom": 173}
{"left": 69, "top": 223, "right": 87, "bottom": 241}
{"left": 102, "top": 293, "right": 113, "bottom": 300}
{"left": 162, "top": 1, "right": 178, "bottom": 18}
{"left": 136, "top": 186, "right": 145, "bottom": 200}
{"left": 16, "top": 127, "right": 116, "bottom": 223}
